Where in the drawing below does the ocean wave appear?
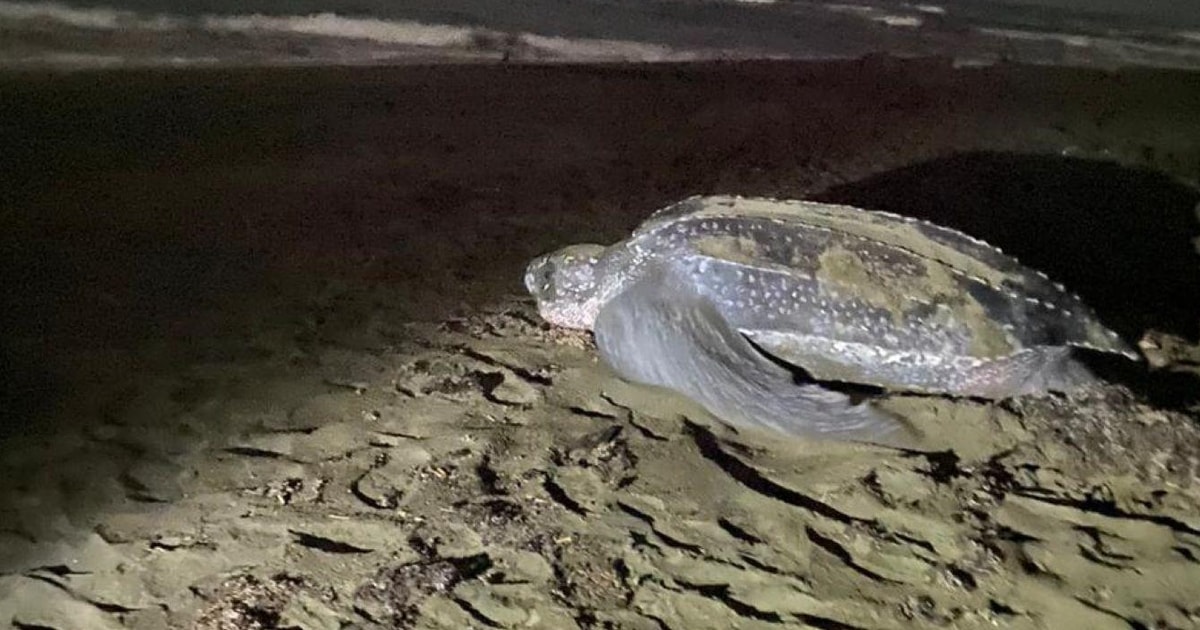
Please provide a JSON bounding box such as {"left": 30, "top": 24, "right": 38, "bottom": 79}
{"left": 2, "top": 0, "right": 1200, "bottom": 70}
{"left": 0, "top": 0, "right": 759, "bottom": 67}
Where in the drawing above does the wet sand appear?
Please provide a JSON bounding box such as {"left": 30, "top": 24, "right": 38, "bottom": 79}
{"left": 1, "top": 58, "right": 1199, "bottom": 628}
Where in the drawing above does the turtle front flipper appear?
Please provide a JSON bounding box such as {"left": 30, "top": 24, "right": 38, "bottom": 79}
{"left": 593, "top": 263, "right": 915, "bottom": 447}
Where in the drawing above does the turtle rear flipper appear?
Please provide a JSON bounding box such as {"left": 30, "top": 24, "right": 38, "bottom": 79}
{"left": 593, "top": 262, "right": 916, "bottom": 447}
{"left": 956, "top": 345, "right": 1102, "bottom": 398}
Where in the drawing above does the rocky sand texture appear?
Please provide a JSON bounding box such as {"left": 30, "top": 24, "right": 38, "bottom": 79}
{"left": 1, "top": 58, "right": 1199, "bottom": 629}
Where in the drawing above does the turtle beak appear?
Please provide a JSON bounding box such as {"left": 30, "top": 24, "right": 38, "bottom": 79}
{"left": 523, "top": 266, "right": 538, "bottom": 296}
{"left": 523, "top": 257, "right": 548, "bottom": 297}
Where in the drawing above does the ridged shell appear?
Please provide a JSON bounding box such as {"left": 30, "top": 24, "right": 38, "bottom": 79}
{"left": 633, "top": 195, "right": 1137, "bottom": 362}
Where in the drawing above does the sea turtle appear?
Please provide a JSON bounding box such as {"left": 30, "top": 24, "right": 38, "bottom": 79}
{"left": 524, "top": 195, "right": 1139, "bottom": 445}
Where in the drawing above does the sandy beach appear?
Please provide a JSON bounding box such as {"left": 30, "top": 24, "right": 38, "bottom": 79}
{"left": 1, "top": 57, "right": 1199, "bottom": 628}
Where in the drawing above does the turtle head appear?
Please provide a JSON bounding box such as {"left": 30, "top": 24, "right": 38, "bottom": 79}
{"left": 524, "top": 244, "right": 607, "bottom": 330}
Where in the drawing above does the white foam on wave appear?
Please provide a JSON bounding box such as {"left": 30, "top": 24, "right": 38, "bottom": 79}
{"left": 910, "top": 4, "right": 946, "bottom": 16}
{"left": 199, "top": 13, "right": 478, "bottom": 48}
{"left": 0, "top": 0, "right": 188, "bottom": 30}
{"left": 202, "top": 15, "right": 722, "bottom": 61}
{"left": 877, "top": 15, "right": 922, "bottom": 28}
{"left": 0, "top": 1, "right": 486, "bottom": 47}
{"left": 521, "top": 33, "right": 711, "bottom": 62}
{"left": 0, "top": 1, "right": 119, "bottom": 28}
{"left": 823, "top": 3, "right": 924, "bottom": 29}
{"left": 981, "top": 28, "right": 1092, "bottom": 48}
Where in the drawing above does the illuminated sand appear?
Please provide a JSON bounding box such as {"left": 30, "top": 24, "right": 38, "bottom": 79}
{"left": 0, "top": 58, "right": 1198, "bottom": 628}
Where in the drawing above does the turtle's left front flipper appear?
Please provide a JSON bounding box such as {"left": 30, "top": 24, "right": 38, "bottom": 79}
{"left": 593, "top": 262, "right": 916, "bottom": 448}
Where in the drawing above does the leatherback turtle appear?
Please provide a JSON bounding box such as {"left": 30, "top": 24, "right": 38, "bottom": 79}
{"left": 525, "top": 195, "right": 1138, "bottom": 444}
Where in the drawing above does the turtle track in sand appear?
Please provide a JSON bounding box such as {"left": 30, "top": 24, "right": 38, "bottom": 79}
{"left": 3, "top": 290, "right": 1198, "bottom": 629}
